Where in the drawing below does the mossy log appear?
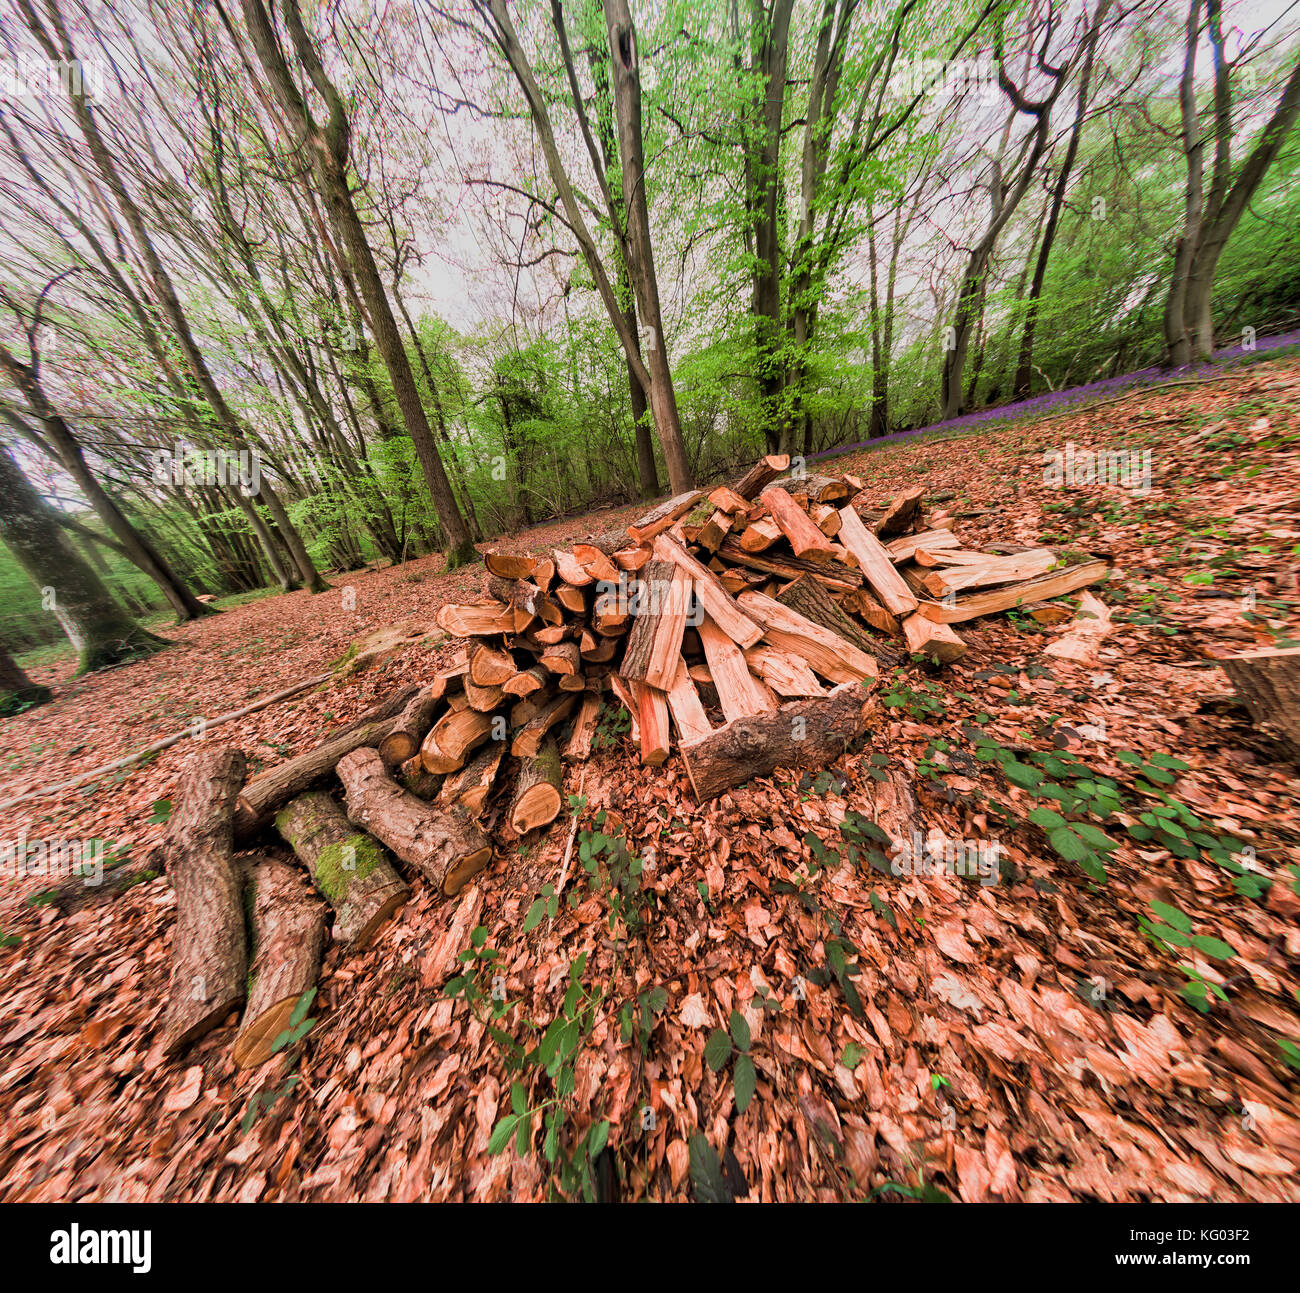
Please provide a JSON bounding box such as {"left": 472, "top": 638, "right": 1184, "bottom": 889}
{"left": 274, "top": 790, "right": 408, "bottom": 946}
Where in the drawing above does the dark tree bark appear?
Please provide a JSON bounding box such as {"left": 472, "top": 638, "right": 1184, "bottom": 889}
{"left": 0, "top": 645, "right": 51, "bottom": 714}
{"left": 0, "top": 440, "right": 165, "bottom": 673}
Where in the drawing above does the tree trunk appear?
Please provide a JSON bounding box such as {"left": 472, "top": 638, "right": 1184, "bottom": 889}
{"left": 603, "top": 0, "right": 695, "bottom": 492}
{"left": 0, "top": 645, "right": 51, "bottom": 713}
{"left": 240, "top": 0, "right": 475, "bottom": 566}
{"left": 0, "top": 441, "right": 165, "bottom": 673}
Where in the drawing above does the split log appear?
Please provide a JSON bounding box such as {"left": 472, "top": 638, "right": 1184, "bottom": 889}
{"left": 776, "top": 574, "right": 880, "bottom": 659}
{"left": 715, "top": 539, "right": 863, "bottom": 591}
{"left": 1220, "top": 646, "right": 1300, "bottom": 756}
{"left": 652, "top": 534, "right": 762, "bottom": 648}
{"left": 620, "top": 561, "right": 692, "bottom": 691}
{"left": 592, "top": 587, "right": 631, "bottom": 635}
{"left": 737, "top": 590, "right": 878, "bottom": 684}
{"left": 233, "top": 856, "right": 327, "bottom": 1068}
{"left": 626, "top": 490, "right": 705, "bottom": 542}
{"left": 836, "top": 504, "right": 919, "bottom": 616}
{"left": 377, "top": 686, "right": 440, "bottom": 767}
{"left": 510, "top": 737, "right": 564, "bottom": 832}
{"left": 810, "top": 503, "right": 842, "bottom": 537}
{"left": 421, "top": 707, "right": 494, "bottom": 774}
{"left": 885, "top": 528, "right": 960, "bottom": 563}
{"left": 162, "top": 747, "right": 248, "bottom": 1054}
{"left": 738, "top": 516, "right": 782, "bottom": 552}
{"left": 743, "top": 645, "right": 827, "bottom": 697}
{"left": 697, "top": 611, "right": 779, "bottom": 722}
{"left": 503, "top": 664, "right": 549, "bottom": 697}
{"left": 679, "top": 684, "right": 873, "bottom": 803}
{"left": 874, "top": 484, "right": 924, "bottom": 537}
{"left": 901, "top": 613, "right": 967, "bottom": 664}
{"left": 696, "top": 509, "right": 734, "bottom": 552}
{"left": 541, "top": 640, "right": 582, "bottom": 676}
{"left": 707, "top": 485, "right": 750, "bottom": 514}
{"left": 565, "top": 690, "right": 604, "bottom": 761}
{"left": 633, "top": 681, "right": 671, "bottom": 765}
{"left": 464, "top": 678, "right": 507, "bottom": 711}
{"left": 554, "top": 547, "right": 593, "bottom": 587}
{"left": 533, "top": 557, "right": 556, "bottom": 591}
{"left": 912, "top": 548, "right": 993, "bottom": 567}
{"left": 614, "top": 546, "right": 652, "bottom": 571}
{"left": 484, "top": 550, "right": 537, "bottom": 579}
{"left": 760, "top": 486, "right": 835, "bottom": 561}
{"left": 438, "top": 742, "right": 505, "bottom": 816}
{"left": 607, "top": 674, "right": 641, "bottom": 741}
{"left": 665, "top": 657, "right": 713, "bottom": 743}
{"left": 554, "top": 583, "right": 588, "bottom": 614}
{"left": 573, "top": 543, "right": 619, "bottom": 584}
{"left": 437, "top": 600, "right": 517, "bottom": 636}
{"left": 276, "top": 790, "right": 408, "bottom": 951}
{"left": 512, "top": 692, "right": 578, "bottom": 757}
{"left": 580, "top": 632, "right": 618, "bottom": 663}
{"left": 917, "top": 560, "right": 1109, "bottom": 623}
{"left": 337, "top": 748, "right": 493, "bottom": 896}
{"left": 838, "top": 588, "right": 902, "bottom": 638}
{"left": 918, "top": 549, "right": 1057, "bottom": 597}
{"left": 470, "top": 641, "right": 518, "bottom": 687}
{"left": 430, "top": 660, "right": 470, "bottom": 700}
{"left": 734, "top": 453, "right": 790, "bottom": 500}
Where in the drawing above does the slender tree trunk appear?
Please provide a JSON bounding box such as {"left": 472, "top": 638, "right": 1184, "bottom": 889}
{"left": 603, "top": 0, "right": 695, "bottom": 491}
{"left": 240, "top": 0, "right": 475, "bottom": 566}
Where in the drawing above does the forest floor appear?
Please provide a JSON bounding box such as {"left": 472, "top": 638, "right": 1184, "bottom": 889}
{"left": 1, "top": 353, "right": 1298, "bottom": 1202}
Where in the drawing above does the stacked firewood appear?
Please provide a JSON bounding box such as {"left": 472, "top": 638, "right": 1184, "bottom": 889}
{"left": 155, "top": 455, "right": 1109, "bottom": 1066}
{"left": 435, "top": 454, "right": 1109, "bottom": 802}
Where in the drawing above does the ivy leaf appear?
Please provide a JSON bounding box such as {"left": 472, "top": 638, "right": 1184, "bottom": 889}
{"left": 1028, "top": 806, "right": 1068, "bottom": 830}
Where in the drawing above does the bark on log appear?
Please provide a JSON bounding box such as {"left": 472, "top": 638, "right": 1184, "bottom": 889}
{"left": 679, "top": 684, "right": 874, "bottom": 802}
{"left": 398, "top": 755, "right": 444, "bottom": 799}
{"left": 274, "top": 791, "right": 408, "bottom": 947}
{"left": 565, "top": 690, "right": 603, "bottom": 761}
{"left": 234, "top": 686, "right": 423, "bottom": 840}
{"left": 377, "top": 686, "right": 440, "bottom": 766}
{"left": 233, "top": 856, "right": 327, "bottom": 1068}
{"left": 776, "top": 574, "right": 881, "bottom": 659}
{"left": 734, "top": 453, "right": 790, "bottom": 500}
{"left": 438, "top": 742, "right": 505, "bottom": 816}
{"left": 510, "top": 736, "right": 564, "bottom": 832}
{"left": 337, "top": 748, "right": 494, "bottom": 896}
{"left": 162, "top": 746, "right": 248, "bottom": 1054}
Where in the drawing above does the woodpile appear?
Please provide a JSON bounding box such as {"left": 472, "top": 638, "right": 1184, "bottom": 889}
{"left": 435, "top": 453, "right": 1110, "bottom": 800}
{"left": 155, "top": 455, "right": 1110, "bottom": 1065}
